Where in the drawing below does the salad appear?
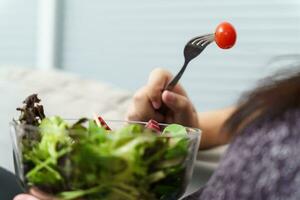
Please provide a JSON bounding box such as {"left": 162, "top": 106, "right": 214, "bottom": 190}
{"left": 13, "top": 94, "right": 198, "bottom": 200}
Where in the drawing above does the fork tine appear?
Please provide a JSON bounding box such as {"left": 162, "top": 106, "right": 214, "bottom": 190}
{"left": 196, "top": 38, "right": 208, "bottom": 46}
{"left": 199, "top": 39, "right": 213, "bottom": 47}
{"left": 189, "top": 34, "right": 214, "bottom": 45}
{"left": 193, "top": 37, "right": 208, "bottom": 45}
{"left": 196, "top": 34, "right": 214, "bottom": 46}
{"left": 190, "top": 37, "right": 207, "bottom": 45}
{"left": 188, "top": 35, "right": 208, "bottom": 44}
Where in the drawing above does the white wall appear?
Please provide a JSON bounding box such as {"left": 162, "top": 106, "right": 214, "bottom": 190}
{"left": 0, "top": 0, "right": 37, "bottom": 67}
{"left": 0, "top": 0, "right": 300, "bottom": 111}
{"left": 60, "top": 0, "right": 300, "bottom": 111}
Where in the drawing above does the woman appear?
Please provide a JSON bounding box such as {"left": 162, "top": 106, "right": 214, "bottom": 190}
{"left": 127, "top": 68, "right": 300, "bottom": 200}
{"left": 15, "top": 67, "right": 300, "bottom": 199}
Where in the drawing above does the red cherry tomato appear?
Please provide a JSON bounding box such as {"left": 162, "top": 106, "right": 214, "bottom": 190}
{"left": 214, "top": 22, "right": 237, "bottom": 49}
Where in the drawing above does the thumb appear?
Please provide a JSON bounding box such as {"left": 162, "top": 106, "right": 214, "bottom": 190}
{"left": 14, "top": 194, "right": 39, "bottom": 200}
{"left": 162, "top": 90, "right": 191, "bottom": 113}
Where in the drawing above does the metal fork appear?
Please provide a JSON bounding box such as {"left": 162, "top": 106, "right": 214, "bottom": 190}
{"left": 165, "top": 33, "right": 215, "bottom": 90}
{"left": 158, "top": 33, "right": 214, "bottom": 114}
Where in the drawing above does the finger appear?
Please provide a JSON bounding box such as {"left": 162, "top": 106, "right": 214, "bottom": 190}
{"left": 147, "top": 69, "right": 188, "bottom": 108}
{"left": 14, "top": 194, "right": 39, "bottom": 200}
{"left": 126, "top": 103, "right": 165, "bottom": 122}
{"left": 127, "top": 87, "right": 153, "bottom": 120}
{"left": 162, "top": 90, "right": 191, "bottom": 113}
{"left": 148, "top": 68, "right": 173, "bottom": 88}
{"left": 147, "top": 68, "right": 173, "bottom": 109}
{"left": 172, "top": 83, "right": 188, "bottom": 97}
{"left": 127, "top": 105, "right": 165, "bottom": 122}
{"left": 29, "top": 187, "right": 58, "bottom": 200}
{"left": 126, "top": 87, "right": 164, "bottom": 122}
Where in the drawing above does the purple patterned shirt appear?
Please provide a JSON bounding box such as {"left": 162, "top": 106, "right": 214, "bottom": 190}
{"left": 183, "top": 109, "right": 300, "bottom": 200}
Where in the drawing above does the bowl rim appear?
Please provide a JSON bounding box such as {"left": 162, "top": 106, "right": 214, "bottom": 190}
{"left": 10, "top": 119, "right": 201, "bottom": 139}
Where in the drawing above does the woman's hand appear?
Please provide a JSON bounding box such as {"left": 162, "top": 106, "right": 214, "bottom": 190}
{"left": 127, "top": 68, "right": 236, "bottom": 149}
{"left": 126, "top": 68, "right": 199, "bottom": 128}
{"left": 14, "top": 194, "right": 40, "bottom": 200}
{"left": 14, "top": 187, "right": 60, "bottom": 200}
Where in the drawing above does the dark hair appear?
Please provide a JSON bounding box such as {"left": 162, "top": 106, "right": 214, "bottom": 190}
{"left": 223, "top": 66, "right": 300, "bottom": 135}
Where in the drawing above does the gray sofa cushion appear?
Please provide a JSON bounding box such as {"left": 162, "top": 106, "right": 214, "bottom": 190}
{"left": 0, "top": 67, "right": 132, "bottom": 171}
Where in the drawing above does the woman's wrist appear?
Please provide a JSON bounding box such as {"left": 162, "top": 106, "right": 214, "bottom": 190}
{"left": 198, "top": 107, "right": 236, "bottom": 150}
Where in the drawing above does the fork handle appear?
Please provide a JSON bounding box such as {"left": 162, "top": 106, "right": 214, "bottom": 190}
{"left": 157, "top": 60, "right": 190, "bottom": 115}
{"left": 165, "top": 60, "right": 189, "bottom": 91}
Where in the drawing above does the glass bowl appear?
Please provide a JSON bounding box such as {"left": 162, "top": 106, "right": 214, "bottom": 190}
{"left": 10, "top": 119, "right": 201, "bottom": 200}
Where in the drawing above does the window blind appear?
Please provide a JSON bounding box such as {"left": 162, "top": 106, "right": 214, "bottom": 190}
{"left": 60, "top": 0, "right": 300, "bottom": 110}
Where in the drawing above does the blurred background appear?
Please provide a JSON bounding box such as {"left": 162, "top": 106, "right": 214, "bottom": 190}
{"left": 0, "top": 0, "right": 300, "bottom": 110}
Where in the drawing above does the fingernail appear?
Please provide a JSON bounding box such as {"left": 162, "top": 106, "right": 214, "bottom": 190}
{"left": 14, "top": 195, "right": 37, "bottom": 200}
{"left": 13, "top": 196, "right": 21, "bottom": 200}
{"left": 16, "top": 195, "right": 38, "bottom": 200}
{"left": 165, "top": 91, "right": 175, "bottom": 102}
{"left": 152, "top": 101, "right": 161, "bottom": 109}
{"left": 13, "top": 195, "right": 23, "bottom": 200}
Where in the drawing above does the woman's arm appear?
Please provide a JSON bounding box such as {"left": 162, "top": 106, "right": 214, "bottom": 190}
{"left": 198, "top": 107, "right": 235, "bottom": 149}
